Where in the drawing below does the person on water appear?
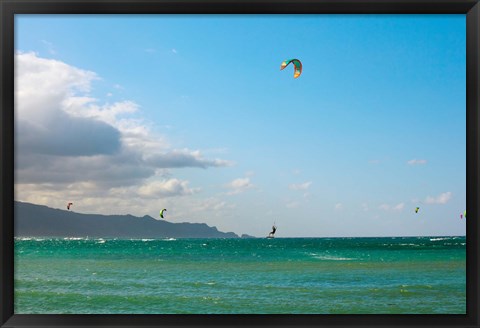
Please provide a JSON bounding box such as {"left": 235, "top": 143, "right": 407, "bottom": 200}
{"left": 270, "top": 225, "right": 276, "bottom": 235}
{"left": 268, "top": 225, "right": 277, "bottom": 238}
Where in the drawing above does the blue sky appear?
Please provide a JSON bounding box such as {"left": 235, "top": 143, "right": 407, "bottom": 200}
{"left": 14, "top": 14, "right": 466, "bottom": 237}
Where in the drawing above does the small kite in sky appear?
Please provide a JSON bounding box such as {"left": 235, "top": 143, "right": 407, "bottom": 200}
{"left": 280, "top": 59, "right": 302, "bottom": 78}
{"left": 160, "top": 208, "right": 167, "bottom": 219}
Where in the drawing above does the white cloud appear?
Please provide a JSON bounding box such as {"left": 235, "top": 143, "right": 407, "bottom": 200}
{"left": 229, "top": 178, "right": 251, "bottom": 188}
{"left": 334, "top": 203, "right": 343, "bottom": 210}
{"left": 226, "top": 177, "right": 254, "bottom": 195}
{"left": 425, "top": 192, "right": 452, "bottom": 204}
{"left": 14, "top": 52, "right": 232, "bottom": 213}
{"left": 63, "top": 98, "right": 140, "bottom": 127}
{"left": 16, "top": 52, "right": 119, "bottom": 158}
{"left": 361, "top": 203, "right": 369, "bottom": 211}
{"left": 16, "top": 52, "right": 97, "bottom": 123}
{"left": 289, "top": 181, "right": 312, "bottom": 191}
{"left": 407, "top": 159, "right": 427, "bottom": 165}
{"left": 137, "top": 179, "right": 199, "bottom": 198}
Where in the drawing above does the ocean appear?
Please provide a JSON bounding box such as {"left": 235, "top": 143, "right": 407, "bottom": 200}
{"left": 14, "top": 236, "right": 466, "bottom": 314}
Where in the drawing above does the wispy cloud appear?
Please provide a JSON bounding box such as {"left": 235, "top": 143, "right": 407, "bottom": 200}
{"left": 379, "top": 204, "right": 390, "bottom": 211}
{"left": 425, "top": 192, "right": 452, "bottom": 204}
{"left": 196, "top": 198, "right": 228, "bottom": 212}
{"left": 40, "top": 40, "right": 56, "bottom": 55}
{"left": 393, "top": 202, "right": 405, "bottom": 211}
{"left": 289, "top": 181, "right": 312, "bottom": 191}
{"left": 286, "top": 201, "right": 300, "bottom": 209}
{"left": 144, "top": 149, "right": 234, "bottom": 169}
{"left": 334, "top": 203, "right": 343, "bottom": 210}
{"left": 379, "top": 202, "right": 404, "bottom": 211}
{"left": 292, "top": 169, "right": 301, "bottom": 175}
{"left": 407, "top": 159, "right": 427, "bottom": 165}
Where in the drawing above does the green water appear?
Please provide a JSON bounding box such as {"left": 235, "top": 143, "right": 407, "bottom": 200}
{"left": 14, "top": 236, "right": 466, "bottom": 314}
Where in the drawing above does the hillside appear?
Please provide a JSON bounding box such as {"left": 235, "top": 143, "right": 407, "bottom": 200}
{"left": 14, "top": 201, "right": 245, "bottom": 238}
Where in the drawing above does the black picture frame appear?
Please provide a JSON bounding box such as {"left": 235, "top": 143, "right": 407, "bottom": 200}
{"left": 1, "top": 0, "right": 479, "bottom": 327}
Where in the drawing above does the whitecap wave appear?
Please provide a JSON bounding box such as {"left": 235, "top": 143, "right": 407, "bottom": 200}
{"left": 313, "top": 255, "right": 355, "bottom": 261}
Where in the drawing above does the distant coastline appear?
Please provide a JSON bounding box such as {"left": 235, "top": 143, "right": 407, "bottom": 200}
{"left": 14, "top": 201, "right": 466, "bottom": 239}
{"left": 14, "top": 201, "right": 256, "bottom": 239}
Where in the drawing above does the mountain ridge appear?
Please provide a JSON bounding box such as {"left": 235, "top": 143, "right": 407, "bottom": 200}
{"left": 14, "top": 201, "right": 254, "bottom": 238}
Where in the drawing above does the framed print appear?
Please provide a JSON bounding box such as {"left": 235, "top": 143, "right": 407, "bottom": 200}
{"left": 1, "top": 0, "right": 479, "bottom": 327}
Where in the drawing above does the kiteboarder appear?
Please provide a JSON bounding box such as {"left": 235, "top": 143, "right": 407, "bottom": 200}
{"left": 267, "top": 224, "right": 277, "bottom": 239}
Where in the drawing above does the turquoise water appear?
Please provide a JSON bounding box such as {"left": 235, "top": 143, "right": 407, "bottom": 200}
{"left": 14, "top": 236, "right": 466, "bottom": 314}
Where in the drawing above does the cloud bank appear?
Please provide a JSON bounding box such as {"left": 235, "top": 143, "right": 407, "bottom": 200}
{"left": 15, "top": 52, "right": 231, "bottom": 215}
